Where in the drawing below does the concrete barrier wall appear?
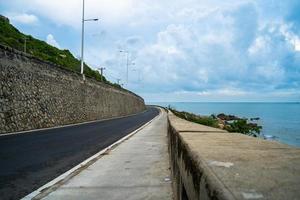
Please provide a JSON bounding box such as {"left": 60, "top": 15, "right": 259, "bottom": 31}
{"left": 0, "top": 45, "right": 146, "bottom": 134}
{"left": 168, "top": 111, "right": 300, "bottom": 200}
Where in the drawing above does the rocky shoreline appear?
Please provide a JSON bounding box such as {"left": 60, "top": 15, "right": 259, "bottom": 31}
{"left": 169, "top": 108, "right": 262, "bottom": 137}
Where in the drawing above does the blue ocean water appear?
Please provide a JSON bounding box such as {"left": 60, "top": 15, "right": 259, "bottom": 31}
{"left": 152, "top": 102, "right": 300, "bottom": 147}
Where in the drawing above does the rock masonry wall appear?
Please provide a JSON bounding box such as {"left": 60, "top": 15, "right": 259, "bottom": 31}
{"left": 0, "top": 45, "right": 146, "bottom": 134}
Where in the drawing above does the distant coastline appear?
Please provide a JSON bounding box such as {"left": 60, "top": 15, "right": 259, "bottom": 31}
{"left": 152, "top": 102, "right": 300, "bottom": 147}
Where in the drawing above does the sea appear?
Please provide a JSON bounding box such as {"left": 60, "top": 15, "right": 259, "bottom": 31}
{"left": 151, "top": 102, "right": 300, "bottom": 148}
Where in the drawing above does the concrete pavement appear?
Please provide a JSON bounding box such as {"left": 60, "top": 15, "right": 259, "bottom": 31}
{"left": 1, "top": 107, "right": 159, "bottom": 200}
{"left": 36, "top": 109, "right": 172, "bottom": 200}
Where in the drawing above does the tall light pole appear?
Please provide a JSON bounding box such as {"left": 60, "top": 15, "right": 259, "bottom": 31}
{"left": 117, "top": 78, "right": 121, "bottom": 85}
{"left": 98, "top": 67, "right": 106, "bottom": 81}
{"left": 130, "top": 61, "right": 135, "bottom": 82}
{"left": 24, "top": 37, "right": 28, "bottom": 53}
{"left": 120, "top": 50, "right": 135, "bottom": 84}
{"left": 81, "top": 0, "right": 98, "bottom": 77}
{"left": 132, "top": 68, "right": 141, "bottom": 82}
{"left": 119, "top": 50, "right": 129, "bottom": 83}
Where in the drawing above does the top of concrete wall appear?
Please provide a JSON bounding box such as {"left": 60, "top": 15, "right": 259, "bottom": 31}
{"left": 0, "top": 44, "right": 144, "bottom": 102}
{"left": 168, "top": 112, "right": 300, "bottom": 200}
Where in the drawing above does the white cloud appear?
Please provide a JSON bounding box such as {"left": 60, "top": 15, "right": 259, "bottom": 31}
{"left": 8, "top": 13, "right": 38, "bottom": 24}
{"left": 248, "top": 36, "right": 268, "bottom": 55}
{"left": 46, "top": 34, "right": 60, "bottom": 49}
{"left": 143, "top": 88, "right": 300, "bottom": 102}
{"left": 255, "top": 64, "right": 285, "bottom": 81}
{"left": 3, "top": 0, "right": 300, "bottom": 101}
{"left": 101, "top": 2, "right": 298, "bottom": 100}
{"left": 16, "top": 0, "right": 146, "bottom": 28}
{"left": 279, "top": 23, "right": 300, "bottom": 51}
{"left": 295, "top": 38, "right": 300, "bottom": 51}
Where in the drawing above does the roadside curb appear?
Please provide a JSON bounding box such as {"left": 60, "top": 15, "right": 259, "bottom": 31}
{"left": 0, "top": 109, "right": 148, "bottom": 137}
{"left": 21, "top": 107, "right": 162, "bottom": 200}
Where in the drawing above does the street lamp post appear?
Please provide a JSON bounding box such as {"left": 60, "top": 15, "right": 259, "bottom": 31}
{"left": 117, "top": 78, "right": 121, "bottom": 85}
{"left": 98, "top": 67, "right": 106, "bottom": 82}
{"left": 24, "top": 37, "right": 27, "bottom": 53}
{"left": 120, "top": 50, "right": 135, "bottom": 84}
{"left": 80, "top": 0, "right": 98, "bottom": 77}
{"left": 132, "top": 68, "right": 141, "bottom": 82}
{"left": 119, "top": 50, "right": 129, "bottom": 83}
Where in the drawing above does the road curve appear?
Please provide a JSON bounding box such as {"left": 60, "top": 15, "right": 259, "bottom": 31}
{"left": 0, "top": 106, "right": 159, "bottom": 200}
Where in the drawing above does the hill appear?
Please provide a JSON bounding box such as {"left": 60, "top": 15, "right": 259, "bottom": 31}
{"left": 0, "top": 15, "right": 120, "bottom": 87}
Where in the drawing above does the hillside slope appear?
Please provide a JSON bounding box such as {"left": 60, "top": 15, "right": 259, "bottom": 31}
{"left": 0, "top": 15, "right": 118, "bottom": 86}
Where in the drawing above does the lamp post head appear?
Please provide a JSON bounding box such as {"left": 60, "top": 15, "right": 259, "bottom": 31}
{"left": 84, "top": 18, "right": 99, "bottom": 22}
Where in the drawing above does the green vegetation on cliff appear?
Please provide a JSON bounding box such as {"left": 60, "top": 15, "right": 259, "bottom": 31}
{"left": 224, "top": 119, "right": 262, "bottom": 137}
{"left": 168, "top": 107, "right": 219, "bottom": 128}
{"left": 0, "top": 15, "right": 120, "bottom": 87}
{"left": 169, "top": 107, "right": 262, "bottom": 137}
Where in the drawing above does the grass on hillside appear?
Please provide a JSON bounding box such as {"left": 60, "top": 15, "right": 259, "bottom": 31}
{"left": 0, "top": 15, "right": 121, "bottom": 88}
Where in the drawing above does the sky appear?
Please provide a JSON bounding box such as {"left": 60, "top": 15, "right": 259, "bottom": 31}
{"left": 1, "top": 0, "right": 300, "bottom": 102}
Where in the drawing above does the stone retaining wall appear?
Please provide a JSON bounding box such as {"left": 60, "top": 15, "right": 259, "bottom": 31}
{"left": 168, "top": 111, "right": 300, "bottom": 200}
{"left": 0, "top": 45, "right": 146, "bottom": 134}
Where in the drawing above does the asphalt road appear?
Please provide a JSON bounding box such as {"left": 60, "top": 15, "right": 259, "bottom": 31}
{"left": 0, "top": 106, "right": 159, "bottom": 200}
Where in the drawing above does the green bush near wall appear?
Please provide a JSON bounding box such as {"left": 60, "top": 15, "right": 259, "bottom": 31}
{"left": 168, "top": 107, "right": 219, "bottom": 128}
{"left": 169, "top": 107, "right": 262, "bottom": 137}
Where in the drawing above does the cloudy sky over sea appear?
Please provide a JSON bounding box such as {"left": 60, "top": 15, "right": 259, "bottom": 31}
{"left": 1, "top": 0, "right": 300, "bottom": 102}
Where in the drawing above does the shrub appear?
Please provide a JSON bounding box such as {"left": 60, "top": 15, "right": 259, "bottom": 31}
{"left": 225, "top": 119, "right": 262, "bottom": 137}
{"left": 168, "top": 106, "right": 262, "bottom": 137}
{"left": 168, "top": 107, "right": 219, "bottom": 128}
